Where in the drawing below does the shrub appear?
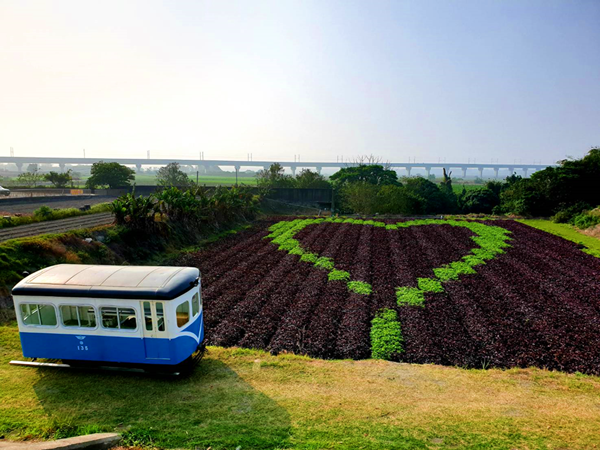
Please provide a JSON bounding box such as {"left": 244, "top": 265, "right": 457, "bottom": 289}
{"left": 573, "top": 211, "right": 600, "bottom": 229}
{"left": 551, "top": 202, "right": 590, "bottom": 223}
{"left": 34, "top": 206, "right": 54, "bottom": 220}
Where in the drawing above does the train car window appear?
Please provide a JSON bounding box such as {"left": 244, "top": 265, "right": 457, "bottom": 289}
{"left": 20, "top": 304, "right": 57, "bottom": 326}
{"left": 79, "top": 306, "right": 96, "bottom": 327}
{"left": 143, "top": 302, "right": 153, "bottom": 331}
{"left": 60, "top": 305, "right": 96, "bottom": 328}
{"left": 119, "top": 308, "right": 137, "bottom": 330}
{"left": 156, "top": 302, "right": 165, "bottom": 331}
{"left": 192, "top": 293, "right": 200, "bottom": 317}
{"left": 176, "top": 301, "right": 190, "bottom": 327}
{"left": 101, "top": 307, "right": 137, "bottom": 330}
{"left": 101, "top": 307, "right": 119, "bottom": 328}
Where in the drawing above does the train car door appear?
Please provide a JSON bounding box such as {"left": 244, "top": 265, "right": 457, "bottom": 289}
{"left": 141, "top": 301, "right": 170, "bottom": 360}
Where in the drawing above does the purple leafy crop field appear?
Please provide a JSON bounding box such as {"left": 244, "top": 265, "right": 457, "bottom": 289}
{"left": 180, "top": 217, "right": 600, "bottom": 375}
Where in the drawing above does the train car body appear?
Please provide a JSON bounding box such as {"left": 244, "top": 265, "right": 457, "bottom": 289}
{"left": 12, "top": 264, "right": 204, "bottom": 367}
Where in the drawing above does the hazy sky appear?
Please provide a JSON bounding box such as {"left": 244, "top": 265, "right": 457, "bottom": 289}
{"left": 1, "top": 0, "right": 599, "bottom": 164}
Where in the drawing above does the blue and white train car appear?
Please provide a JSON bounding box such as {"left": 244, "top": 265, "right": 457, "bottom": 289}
{"left": 11, "top": 264, "right": 204, "bottom": 372}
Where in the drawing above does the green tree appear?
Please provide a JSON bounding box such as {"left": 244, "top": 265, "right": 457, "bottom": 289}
{"left": 439, "top": 168, "right": 458, "bottom": 212}
{"left": 156, "top": 162, "right": 193, "bottom": 187}
{"left": 86, "top": 161, "right": 135, "bottom": 189}
{"left": 496, "top": 149, "right": 600, "bottom": 216}
{"left": 340, "top": 181, "right": 380, "bottom": 215}
{"left": 330, "top": 164, "right": 400, "bottom": 186}
{"left": 459, "top": 188, "right": 499, "bottom": 214}
{"left": 403, "top": 177, "right": 448, "bottom": 214}
{"left": 256, "top": 163, "right": 295, "bottom": 188}
{"left": 17, "top": 165, "right": 43, "bottom": 187}
{"left": 294, "top": 169, "right": 331, "bottom": 188}
{"left": 375, "top": 185, "right": 424, "bottom": 215}
{"left": 44, "top": 170, "right": 73, "bottom": 188}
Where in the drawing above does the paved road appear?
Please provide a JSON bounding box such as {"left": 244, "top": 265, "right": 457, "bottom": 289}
{"left": 0, "top": 196, "right": 118, "bottom": 214}
{"left": 0, "top": 213, "right": 114, "bottom": 242}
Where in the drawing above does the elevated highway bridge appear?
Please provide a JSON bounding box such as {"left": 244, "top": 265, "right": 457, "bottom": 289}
{"left": 0, "top": 156, "right": 554, "bottom": 179}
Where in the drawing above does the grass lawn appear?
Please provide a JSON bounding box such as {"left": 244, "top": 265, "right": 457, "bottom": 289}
{"left": 451, "top": 184, "right": 483, "bottom": 193}
{"left": 2, "top": 173, "right": 257, "bottom": 188}
{"left": 519, "top": 219, "right": 600, "bottom": 258}
{"left": 2, "top": 324, "right": 600, "bottom": 449}
{"left": 75, "top": 174, "right": 257, "bottom": 187}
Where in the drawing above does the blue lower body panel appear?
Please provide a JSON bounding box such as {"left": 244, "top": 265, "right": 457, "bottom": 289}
{"left": 19, "top": 313, "right": 204, "bottom": 366}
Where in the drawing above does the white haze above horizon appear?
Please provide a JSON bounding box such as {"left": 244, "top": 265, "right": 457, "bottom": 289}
{"left": 1, "top": 0, "right": 599, "bottom": 165}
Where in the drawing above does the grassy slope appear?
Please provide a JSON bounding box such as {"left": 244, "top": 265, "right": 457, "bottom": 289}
{"left": 0, "top": 203, "right": 111, "bottom": 226}
{"left": 518, "top": 219, "right": 600, "bottom": 258}
{"left": 1, "top": 325, "right": 600, "bottom": 450}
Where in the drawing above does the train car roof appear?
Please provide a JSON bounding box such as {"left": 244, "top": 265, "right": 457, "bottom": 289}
{"left": 12, "top": 264, "right": 200, "bottom": 300}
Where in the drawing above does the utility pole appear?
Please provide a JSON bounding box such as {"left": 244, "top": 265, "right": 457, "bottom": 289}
{"left": 147, "top": 150, "right": 150, "bottom": 159}
{"left": 10, "top": 147, "right": 14, "bottom": 157}
{"left": 83, "top": 148, "right": 86, "bottom": 158}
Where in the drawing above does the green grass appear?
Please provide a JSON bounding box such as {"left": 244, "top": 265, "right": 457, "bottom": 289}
{"left": 2, "top": 324, "right": 600, "bottom": 449}
{"left": 518, "top": 219, "right": 600, "bottom": 258}
{"left": 2, "top": 173, "right": 257, "bottom": 188}
{"left": 0, "top": 230, "right": 121, "bottom": 293}
{"left": 82, "top": 174, "right": 257, "bottom": 187}
{"left": 452, "top": 184, "right": 484, "bottom": 193}
{"left": 0, "top": 203, "right": 111, "bottom": 228}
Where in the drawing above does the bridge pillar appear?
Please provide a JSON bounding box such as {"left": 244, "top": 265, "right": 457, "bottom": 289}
{"left": 522, "top": 168, "right": 528, "bottom": 177}
{"left": 315, "top": 166, "right": 322, "bottom": 174}
{"left": 16, "top": 162, "right": 23, "bottom": 173}
{"left": 508, "top": 167, "right": 514, "bottom": 176}
{"left": 462, "top": 167, "right": 467, "bottom": 178}
{"left": 59, "top": 163, "right": 66, "bottom": 172}
{"left": 135, "top": 163, "right": 142, "bottom": 173}
{"left": 291, "top": 167, "right": 296, "bottom": 176}
{"left": 493, "top": 168, "right": 499, "bottom": 179}
{"left": 406, "top": 167, "right": 411, "bottom": 177}
{"left": 478, "top": 167, "right": 483, "bottom": 179}
{"left": 425, "top": 167, "right": 431, "bottom": 178}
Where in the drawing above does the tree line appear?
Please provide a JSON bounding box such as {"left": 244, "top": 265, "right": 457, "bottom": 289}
{"left": 326, "top": 149, "right": 599, "bottom": 225}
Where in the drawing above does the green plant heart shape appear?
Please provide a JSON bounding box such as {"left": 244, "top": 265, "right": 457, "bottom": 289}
{"left": 265, "top": 218, "right": 512, "bottom": 307}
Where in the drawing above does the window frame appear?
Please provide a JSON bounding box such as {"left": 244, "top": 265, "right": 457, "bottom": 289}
{"left": 59, "top": 304, "right": 98, "bottom": 329}
{"left": 142, "top": 301, "right": 153, "bottom": 331}
{"left": 156, "top": 302, "right": 166, "bottom": 332}
{"left": 176, "top": 299, "right": 191, "bottom": 329}
{"left": 191, "top": 292, "right": 200, "bottom": 317}
{"left": 100, "top": 305, "right": 139, "bottom": 332}
{"left": 18, "top": 303, "right": 59, "bottom": 328}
